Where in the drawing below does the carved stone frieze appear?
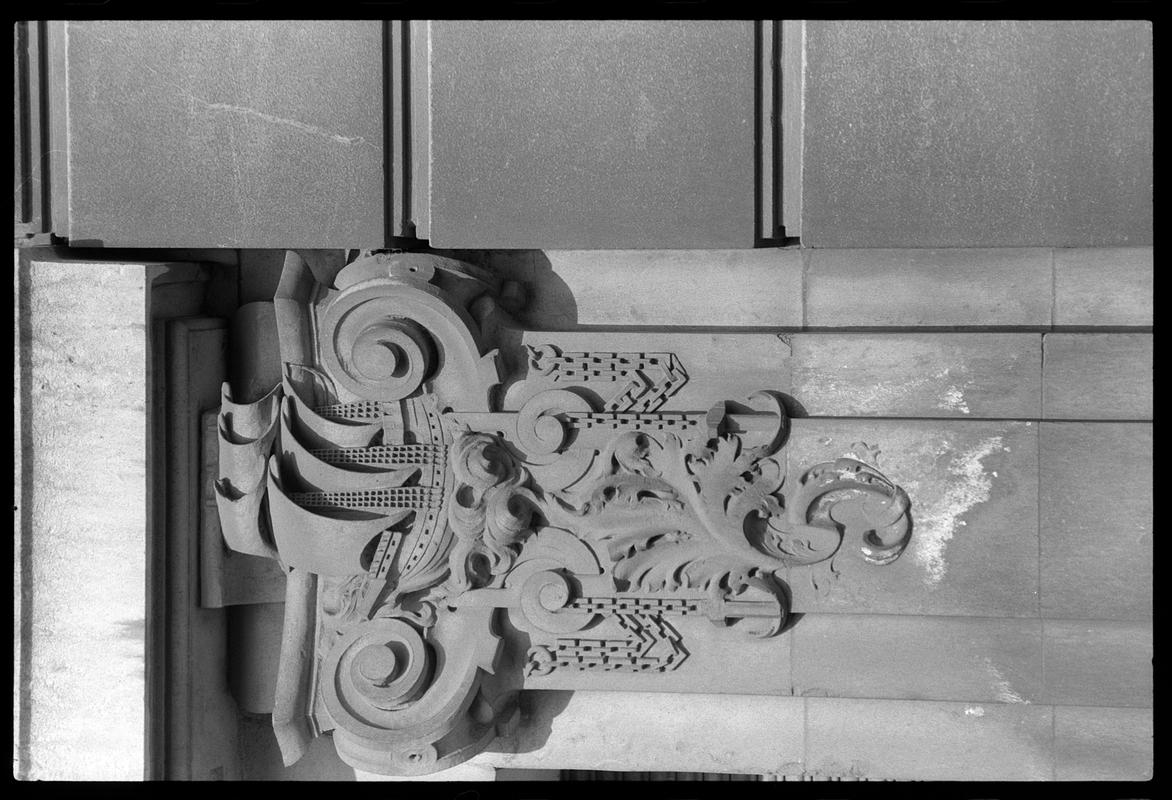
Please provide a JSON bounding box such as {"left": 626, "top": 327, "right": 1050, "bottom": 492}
{"left": 215, "top": 250, "right": 913, "bottom": 776}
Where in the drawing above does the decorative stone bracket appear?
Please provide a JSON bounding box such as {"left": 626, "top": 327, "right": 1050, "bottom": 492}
{"left": 214, "top": 251, "right": 913, "bottom": 776}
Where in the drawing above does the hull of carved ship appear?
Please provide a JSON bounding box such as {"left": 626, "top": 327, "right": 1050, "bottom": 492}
{"left": 215, "top": 250, "right": 914, "bottom": 776}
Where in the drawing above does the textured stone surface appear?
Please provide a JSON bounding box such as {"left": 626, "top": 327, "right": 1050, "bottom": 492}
{"left": 806, "top": 249, "right": 1052, "bottom": 327}
{"left": 792, "top": 615, "right": 1042, "bottom": 704}
{"left": 1041, "top": 621, "right": 1152, "bottom": 708}
{"left": 805, "top": 698, "right": 1053, "bottom": 780}
{"left": 485, "top": 691, "right": 806, "bottom": 774}
{"left": 526, "top": 249, "right": 803, "bottom": 329}
{"left": 17, "top": 258, "right": 156, "bottom": 779}
{"left": 785, "top": 419, "right": 1040, "bottom": 617}
{"left": 791, "top": 333, "right": 1042, "bottom": 418}
{"left": 1042, "top": 334, "right": 1152, "bottom": 420}
{"left": 64, "top": 22, "right": 384, "bottom": 248}
{"left": 1053, "top": 247, "right": 1153, "bottom": 326}
{"left": 801, "top": 21, "right": 1152, "bottom": 247}
{"left": 1039, "top": 423, "right": 1152, "bottom": 619}
{"left": 428, "top": 21, "right": 756, "bottom": 249}
{"left": 1053, "top": 706, "right": 1153, "bottom": 780}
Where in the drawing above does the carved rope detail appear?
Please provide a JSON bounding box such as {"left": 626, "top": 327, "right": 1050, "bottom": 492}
{"left": 214, "top": 250, "right": 914, "bottom": 776}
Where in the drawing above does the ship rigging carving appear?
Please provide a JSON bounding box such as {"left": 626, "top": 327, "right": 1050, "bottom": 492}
{"left": 214, "top": 250, "right": 913, "bottom": 776}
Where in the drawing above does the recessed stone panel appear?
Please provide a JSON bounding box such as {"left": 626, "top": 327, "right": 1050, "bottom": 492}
{"left": 64, "top": 22, "right": 386, "bottom": 248}
{"left": 801, "top": 21, "right": 1152, "bottom": 248}
{"left": 428, "top": 21, "right": 756, "bottom": 249}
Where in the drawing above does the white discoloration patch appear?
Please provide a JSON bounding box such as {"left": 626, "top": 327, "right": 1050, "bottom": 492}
{"left": 908, "top": 435, "right": 1006, "bottom": 586}
{"left": 938, "top": 384, "right": 971, "bottom": 414}
{"left": 804, "top": 364, "right": 978, "bottom": 416}
{"left": 964, "top": 705, "right": 986, "bottom": 717}
{"left": 982, "top": 656, "right": 1030, "bottom": 704}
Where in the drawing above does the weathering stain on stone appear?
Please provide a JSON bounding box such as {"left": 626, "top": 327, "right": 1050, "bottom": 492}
{"left": 906, "top": 435, "right": 1006, "bottom": 587}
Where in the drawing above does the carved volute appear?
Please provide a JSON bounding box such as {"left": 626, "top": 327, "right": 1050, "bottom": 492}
{"left": 215, "top": 250, "right": 913, "bottom": 776}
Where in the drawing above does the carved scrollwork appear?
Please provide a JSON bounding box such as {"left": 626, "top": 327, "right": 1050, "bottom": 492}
{"left": 215, "top": 250, "right": 915, "bottom": 777}
{"left": 446, "top": 429, "right": 541, "bottom": 593}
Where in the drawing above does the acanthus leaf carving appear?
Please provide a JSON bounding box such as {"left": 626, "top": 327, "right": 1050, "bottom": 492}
{"left": 215, "top": 250, "right": 915, "bottom": 777}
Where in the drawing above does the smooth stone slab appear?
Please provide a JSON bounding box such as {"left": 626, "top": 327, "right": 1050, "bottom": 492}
{"left": 784, "top": 419, "right": 1040, "bottom": 617}
{"left": 485, "top": 691, "right": 806, "bottom": 774}
{"left": 790, "top": 333, "right": 1042, "bottom": 418}
{"left": 428, "top": 21, "right": 756, "bottom": 249}
{"left": 529, "top": 249, "right": 803, "bottom": 329}
{"left": 1041, "top": 620, "right": 1152, "bottom": 708}
{"left": 801, "top": 21, "right": 1152, "bottom": 248}
{"left": 1053, "top": 706, "right": 1153, "bottom": 781}
{"left": 806, "top": 248, "right": 1052, "bottom": 327}
{"left": 64, "top": 22, "right": 385, "bottom": 248}
{"left": 1039, "top": 423, "right": 1152, "bottom": 619}
{"left": 1053, "top": 247, "right": 1153, "bottom": 326}
{"left": 1042, "top": 334, "right": 1152, "bottom": 420}
{"left": 792, "top": 615, "right": 1042, "bottom": 704}
{"left": 18, "top": 259, "right": 155, "bottom": 779}
{"left": 805, "top": 697, "right": 1053, "bottom": 780}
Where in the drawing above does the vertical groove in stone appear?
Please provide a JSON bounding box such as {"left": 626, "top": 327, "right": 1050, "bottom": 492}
{"left": 755, "top": 20, "right": 779, "bottom": 243}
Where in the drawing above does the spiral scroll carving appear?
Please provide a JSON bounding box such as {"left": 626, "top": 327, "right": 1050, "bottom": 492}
{"left": 515, "top": 389, "right": 592, "bottom": 456}
{"left": 324, "top": 305, "right": 436, "bottom": 402}
{"left": 323, "top": 618, "right": 434, "bottom": 730}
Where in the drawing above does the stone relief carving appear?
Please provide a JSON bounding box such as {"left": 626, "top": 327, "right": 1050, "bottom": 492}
{"left": 215, "top": 250, "right": 913, "bottom": 776}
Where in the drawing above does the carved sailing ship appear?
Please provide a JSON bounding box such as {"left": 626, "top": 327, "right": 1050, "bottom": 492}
{"left": 214, "top": 250, "right": 913, "bottom": 776}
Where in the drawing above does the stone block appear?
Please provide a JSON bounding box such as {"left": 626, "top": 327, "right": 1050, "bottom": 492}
{"left": 1053, "top": 706, "right": 1152, "bottom": 780}
{"left": 1040, "top": 423, "right": 1152, "bottom": 619}
{"left": 428, "top": 21, "right": 756, "bottom": 249}
{"left": 485, "top": 691, "right": 806, "bottom": 775}
{"left": 1053, "top": 247, "right": 1153, "bottom": 326}
{"left": 801, "top": 22, "right": 1152, "bottom": 248}
{"left": 526, "top": 249, "right": 804, "bottom": 330}
{"left": 784, "top": 419, "right": 1040, "bottom": 617}
{"left": 64, "top": 22, "right": 385, "bottom": 248}
{"left": 1042, "top": 334, "right": 1152, "bottom": 420}
{"left": 1041, "top": 620, "right": 1152, "bottom": 708}
{"left": 806, "top": 249, "right": 1052, "bottom": 327}
{"left": 805, "top": 697, "right": 1053, "bottom": 780}
{"left": 790, "top": 333, "right": 1042, "bottom": 418}
{"left": 792, "top": 615, "right": 1042, "bottom": 704}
